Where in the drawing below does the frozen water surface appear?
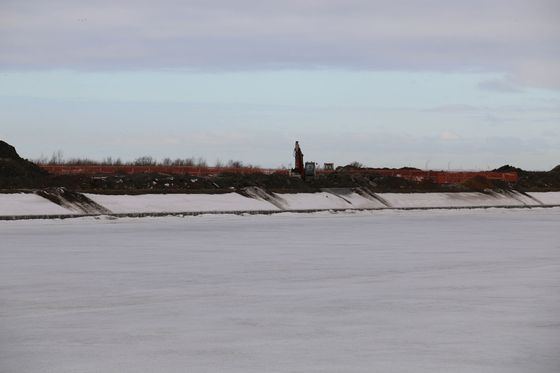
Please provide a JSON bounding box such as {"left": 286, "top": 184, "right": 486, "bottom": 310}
{"left": 1, "top": 209, "right": 560, "bottom": 372}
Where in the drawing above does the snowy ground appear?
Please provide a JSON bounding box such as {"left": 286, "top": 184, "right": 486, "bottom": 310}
{"left": 84, "top": 192, "right": 278, "bottom": 213}
{"left": 0, "top": 193, "right": 74, "bottom": 216}
{"left": 1, "top": 209, "right": 560, "bottom": 373}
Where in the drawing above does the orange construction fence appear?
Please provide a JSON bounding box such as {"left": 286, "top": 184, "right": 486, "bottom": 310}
{"left": 39, "top": 164, "right": 289, "bottom": 176}
{"left": 39, "top": 165, "right": 517, "bottom": 184}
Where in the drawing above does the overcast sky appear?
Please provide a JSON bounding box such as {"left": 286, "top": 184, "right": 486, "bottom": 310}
{"left": 1, "top": 0, "right": 559, "bottom": 169}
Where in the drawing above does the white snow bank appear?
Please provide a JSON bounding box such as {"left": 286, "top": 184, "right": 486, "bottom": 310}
{"left": 273, "top": 191, "right": 386, "bottom": 210}
{"left": 528, "top": 191, "right": 560, "bottom": 205}
{"left": 273, "top": 191, "right": 548, "bottom": 210}
{"left": 2, "top": 191, "right": 560, "bottom": 217}
{"left": 0, "top": 193, "right": 74, "bottom": 216}
{"left": 84, "top": 192, "right": 279, "bottom": 213}
{"left": 378, "top": 191, "right": 539, "bottom": 208}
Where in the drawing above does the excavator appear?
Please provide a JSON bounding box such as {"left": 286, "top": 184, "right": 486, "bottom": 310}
{"left": 293, "top": 141, "right": 315, "bottom": 179}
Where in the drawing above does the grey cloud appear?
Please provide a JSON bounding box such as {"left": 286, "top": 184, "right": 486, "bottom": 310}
{"left": 541, "top": 130, "right": 558, "bottom": 137}
{"left": 424, "top": 104, "right": 480, "bottom": 113}
{"left": 478, "top": 78, "right": 524, "bottom": 93}
{"left": 1, "top": 0, "right": 559, "bottom": 88}
{"left": 425, "top": 102, "right": 560, "bottom": 115}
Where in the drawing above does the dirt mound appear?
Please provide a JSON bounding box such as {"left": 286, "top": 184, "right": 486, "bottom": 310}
{"left": 399, "top": 167, "right": 421, "bottom": 171}
{"left": 493, "top": 164, "right": 523, "bottom": 173}
{"left": 515, "top": 171, "right": 560, "bottom": 192}
{"left": 0, "top": 140, "right": 20, "bottom": 159}
{"left": 0, "top": 140, "right": 48, "bottom": 188}
{"left": 462, "top": 176, "right": 508, "bottom": 192}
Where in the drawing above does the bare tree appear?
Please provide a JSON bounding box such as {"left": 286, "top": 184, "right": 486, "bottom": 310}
{"left": 48, "top": 150, "right": 64, "bottom": 165}
{"left": 195, "top": 157, "right": 207, "bottom": 167}
{"left": 134, "top": 156, "right": 156, "bottom": 166}
{"left": 227, "top": 160, "right": 243, "bottom": 168}
{"left": 348, "top": 161, "right": 364, "bottom": 168}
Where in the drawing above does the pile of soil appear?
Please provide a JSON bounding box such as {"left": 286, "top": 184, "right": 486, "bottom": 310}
{"left": 513, "top": 171, "right": 560, "bottom": 192}
{"left": 215, "top": 172, "right": 313, "bottom": 192}
{"left": 0, "top": 140, "right": 48, "bottom": 188}
{"left": 493, "top": 164, "right": 524, "bottom": 173}
{"left": 493, "top": 164, "right": 560, "bottom": 192}
{"left": 51, "top": 173, "right": 222, "bottom": 194}
{"left": 0, "top": 141, "right": 19, "bottom": 159}
{"left": 462, "top": 176, "right": 509, "bottom": 193}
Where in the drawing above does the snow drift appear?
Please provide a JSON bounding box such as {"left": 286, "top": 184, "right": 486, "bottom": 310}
{"left": 1, "top": 189, "right": 560, "bottom": 217}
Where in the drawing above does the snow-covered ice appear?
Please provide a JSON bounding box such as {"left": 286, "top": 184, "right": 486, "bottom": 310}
{"left": 1, "top": 208, "right": 560, "bottom": 372}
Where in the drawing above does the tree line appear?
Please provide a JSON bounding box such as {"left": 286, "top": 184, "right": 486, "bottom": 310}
{"left": 35, "top": 151, "right": 259, "bottom": 168}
